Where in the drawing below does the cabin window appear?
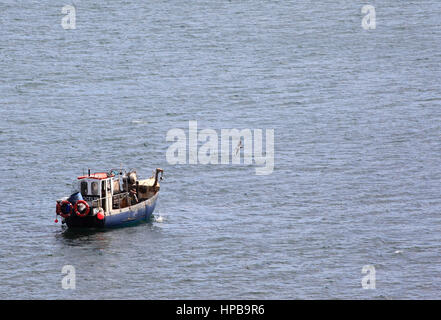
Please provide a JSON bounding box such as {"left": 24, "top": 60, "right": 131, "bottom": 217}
{"left": 91, "top": 181, "right": 99, "bottom": 195}
{"left": 80, "top": 181, "right": 88, "bottom": 196}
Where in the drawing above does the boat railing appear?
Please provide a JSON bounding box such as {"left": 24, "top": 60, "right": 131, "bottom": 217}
{"left": 111, "top": 192, "right": 130, "bottom": 209}
{"left": 90, "top": 198, "right": 104, "bottom": 208}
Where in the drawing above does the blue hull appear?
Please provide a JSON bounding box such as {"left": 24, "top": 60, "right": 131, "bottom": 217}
{"left": 104, "top": 194, "right": 158, "bottom": 228}
{"left": 65, "top": 193, "right": 158, "bottom": 229}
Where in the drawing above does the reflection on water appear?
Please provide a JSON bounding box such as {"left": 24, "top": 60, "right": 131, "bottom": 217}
{"left": 55, "top": 226, "right": 111, "bottom": 249}
{"left": 55, "top": 216, "right": 159, "bottom": 248}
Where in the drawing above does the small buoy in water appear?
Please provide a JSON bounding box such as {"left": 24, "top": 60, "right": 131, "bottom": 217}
{"left": 54, "top": 218, "right": 58, "bottom": 223}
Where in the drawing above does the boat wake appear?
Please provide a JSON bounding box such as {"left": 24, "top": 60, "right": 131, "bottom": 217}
{"left": 153, "top": 215, "right": 164, "bottom": 223}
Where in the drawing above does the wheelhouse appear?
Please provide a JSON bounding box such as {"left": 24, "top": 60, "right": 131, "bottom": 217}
{"left": 77, "top": 172, "right": 117, "bottom": 214}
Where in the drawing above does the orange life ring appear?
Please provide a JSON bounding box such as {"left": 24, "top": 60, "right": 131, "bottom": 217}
{"left": 74, "top": 200, "right": 90, "bottom": 217}
{"left": 59, "top": 200, "right": 72, "bottom": 218}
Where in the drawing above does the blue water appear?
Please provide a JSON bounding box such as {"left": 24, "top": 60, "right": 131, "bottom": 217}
{"left": 0, "top": 0, "right": 441, "bottom": 299}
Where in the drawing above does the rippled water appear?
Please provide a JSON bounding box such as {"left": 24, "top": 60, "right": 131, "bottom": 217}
{"left": 1, "top": 1, "right": 441, "bottom": 299}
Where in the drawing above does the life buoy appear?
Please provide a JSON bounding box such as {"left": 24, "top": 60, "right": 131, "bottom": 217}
{"left": 74, "top": 200, "right": 90, "bottom": 217}
{"left": 59, "top": 200, "right": 72, "bottom": 218}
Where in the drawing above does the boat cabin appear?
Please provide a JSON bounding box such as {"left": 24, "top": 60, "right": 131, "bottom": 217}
{"left": 77, "top": 172, "right": 116, "bottom": 213}
{"left": 75, "top": 169, "right": 162, "bottom": 215}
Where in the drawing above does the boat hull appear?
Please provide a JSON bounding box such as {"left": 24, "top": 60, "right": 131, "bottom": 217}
{"left": 65, "top": 193, "right": 158, "bottom": 229}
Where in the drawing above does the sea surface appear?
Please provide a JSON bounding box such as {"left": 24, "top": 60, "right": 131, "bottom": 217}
{"left": 1, "top": 0, "right": 441, "bottom": 299}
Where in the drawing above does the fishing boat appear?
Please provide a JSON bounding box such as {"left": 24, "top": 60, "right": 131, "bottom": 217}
{"left": 55, "top": 168, "right": 163, "bottom": 228}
